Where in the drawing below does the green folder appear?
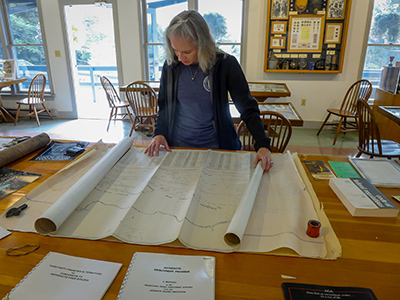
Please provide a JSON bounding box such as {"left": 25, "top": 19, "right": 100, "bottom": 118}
{"left": 328, "top": 161, "right": 361, "bottom": 178}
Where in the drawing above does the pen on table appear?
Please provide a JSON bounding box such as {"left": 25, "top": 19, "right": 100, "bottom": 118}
{"left": 6, "top": 204, "right": 28, "bottom": 218}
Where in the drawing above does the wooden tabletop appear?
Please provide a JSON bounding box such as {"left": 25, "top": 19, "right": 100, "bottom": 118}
{"left": 0, "top": 77, "right": 27, "bottom": 89}
{"left": 0, "top": 78, "right": 28, "bottom": 123}
{"left": 0, "top": 151, "right": 399, "bottom": 299}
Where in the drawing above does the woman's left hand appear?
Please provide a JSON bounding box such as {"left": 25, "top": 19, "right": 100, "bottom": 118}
{"left": 254, "top": 147, "right": 273, "bottom": 172}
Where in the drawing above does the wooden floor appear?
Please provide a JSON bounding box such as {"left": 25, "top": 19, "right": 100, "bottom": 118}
{"left": 1, "top": 117, "right": 361, "bottom": 157}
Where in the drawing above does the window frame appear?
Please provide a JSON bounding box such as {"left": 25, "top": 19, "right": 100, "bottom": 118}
{"left": 359, "top": 0, "right": 400, "bottom": 100}
{"left": 0, "top": 0, "right": 53, "bottom": 95}
{"left": 140, "top": 0, "right": 246, "bottom": 81}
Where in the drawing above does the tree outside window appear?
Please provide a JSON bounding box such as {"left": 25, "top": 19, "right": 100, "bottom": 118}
{"left": 0, "top": 0, "right": 50, "bottom": 92}
{"left": 362, "top": 0, "right": 400, "bottom": 98}
{"left": 143, "top": 0, "right": 243, "bottom": 81}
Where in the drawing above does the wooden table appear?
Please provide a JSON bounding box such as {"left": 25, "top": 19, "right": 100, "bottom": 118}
{"left": 0, "top": 78, "right": 28, "bottom": 123}
{"left": 230, "top": 102, "right": 303, "bottom": 126}
{"left": 0, "top": 152, "right": 399, "bottom": 299}
{"left": 377, "top": 106, "right": 400, "bottom": 126}
{"left": 120, "top": 81, "right": 291, "bottom": 102}
{"left": 372, "top": 88, "right": 400, "bottom": 143}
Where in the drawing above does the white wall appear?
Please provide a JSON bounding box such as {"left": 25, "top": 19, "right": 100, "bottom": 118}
{"left": 116, "top": 0, "right": 143, "bottom": 86}
{"left": 42, "top": 0, "right": 74, "bottom": 114}
{"left": 3, "top": 0, "right": 371, "bottom": 126}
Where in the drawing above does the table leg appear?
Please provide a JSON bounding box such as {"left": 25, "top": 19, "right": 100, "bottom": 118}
{"left": 0, "top": 92, "right": 15, "bottom": 123}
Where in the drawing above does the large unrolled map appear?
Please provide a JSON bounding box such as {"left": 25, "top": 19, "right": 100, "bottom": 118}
{"left": 0, "top": 139, "right": 341, "bottom": 259}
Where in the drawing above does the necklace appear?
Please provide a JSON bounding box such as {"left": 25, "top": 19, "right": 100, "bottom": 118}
{"left": 188, "top": 65, "right": 200, "bottom": 80}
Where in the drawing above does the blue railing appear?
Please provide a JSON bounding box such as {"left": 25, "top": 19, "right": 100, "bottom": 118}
{"left": 76, "top": 65, "right": 118, "bottom": 102}
{"left": 17, "top": 65, "right": 49, "bottom": 90}
{"left": 13, "top": 64, "right": 117, "bottom": 101}
{"left": 362, "top": 69, "right": 382, "bottom": 99}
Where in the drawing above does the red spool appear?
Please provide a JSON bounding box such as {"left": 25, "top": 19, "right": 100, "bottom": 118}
{"left": 306, "top": 220, "right": 321, "bottom": 238}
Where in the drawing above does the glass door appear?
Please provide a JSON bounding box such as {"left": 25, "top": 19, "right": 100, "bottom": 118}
{"left": 61, "top": 0, "right": 120, "bottom": 119}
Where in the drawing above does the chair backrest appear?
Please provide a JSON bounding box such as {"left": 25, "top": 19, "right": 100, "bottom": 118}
{"left": 28, "top": 74, "right": 46, "bottom": 102}
{"left": 356, "top": 98, "right": 383, "bottom": 156}
{"left": 125, "top": 81, "right": 158, "bottom": 116}
{"left": 340, "top": 79, "right": 372, "bottom": 114}
{"left": 100, "top": 76, "right": 120, "bottom": 108}
{"left": 237, "top": 111, "right": 292, "bottom": 153}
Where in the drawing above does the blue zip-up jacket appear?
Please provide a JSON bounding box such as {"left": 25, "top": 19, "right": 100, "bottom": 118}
{"left": 153, "top": 53, "right": 271, "bottom": 151}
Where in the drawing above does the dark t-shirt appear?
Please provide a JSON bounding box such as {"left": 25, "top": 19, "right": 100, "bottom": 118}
{"left": 172, "top": 64, "right": 219, "bottom": 149}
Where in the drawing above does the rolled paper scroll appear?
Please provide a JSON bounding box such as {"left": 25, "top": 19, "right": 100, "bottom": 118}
{"left": 0, "top": 133, "right": 50, "bottom": 168}
{"left": 224, "top": 162, "right": 264, "bottom": 247}
{"left": 35, "top": 137, "right": 134, "bottom": 234}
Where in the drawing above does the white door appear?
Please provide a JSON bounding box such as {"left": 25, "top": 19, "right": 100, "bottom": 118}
{"left": 61, "top": 0, "right": 122, "bottom": 119}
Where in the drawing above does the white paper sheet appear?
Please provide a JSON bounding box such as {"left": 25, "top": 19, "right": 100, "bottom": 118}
{"left": 239, "top": 153, "right": 326, "bottom": 258}
{"left": 0, "top": 142, "right": 113, "bottom": 233}
{"left": 0, "top": 147, "right": 337, "bottom": 259}
{"left": 177, "top": 151, "right": 254, "bottom": 252}
{"left": 117, "top": 252, "right": 215, "bottom": 300}
{"left": 4, "top": 252, "right": 121, "bottom": 300}
{"left": 0, "top": 225, "right": 11, "bottom": 240}
{"left": 34, "top": 137, "right": 134, "bottom": 234}
{"left": 113, "top": 150, "right": 209, "bottom": 244}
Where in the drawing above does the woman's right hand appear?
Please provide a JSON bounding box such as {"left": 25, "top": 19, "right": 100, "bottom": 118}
{"left": 144, "top": 135, "right": 171, "bottom": 157}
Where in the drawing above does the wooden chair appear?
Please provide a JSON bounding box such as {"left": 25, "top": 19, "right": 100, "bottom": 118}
{"left": 100, "top": 76, "right": 134, "bottom": 131}
{"left": 14, "top": 74, "right": 52, "bottom": 126}
{"left": 125, "top": 81, "right": 158, "bottom": 136}
{"left": 356, "top": 98, "right": 400, "bottom": 159}
{"left": 237, "top": 111, "right": 292, "bottom": 153}
{"left": 316, "top": 79, "right": 372, "bottom": 145}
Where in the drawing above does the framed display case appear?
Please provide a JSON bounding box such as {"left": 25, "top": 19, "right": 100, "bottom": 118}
{"left": 247, "top": 82, "right": 291, "bottom": 101}
{"left": 230, "top": 102, "right": 303, "bottom": 126}
{"left": 271, "top": 21, "right": 287, "bottom": 34}
{"left": 264, "top": 0, "right": 352, "bottom": 73}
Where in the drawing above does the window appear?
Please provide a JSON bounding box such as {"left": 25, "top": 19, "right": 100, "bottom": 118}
{"left": 362, "top": 0, "right": 400, "bottom": 99}
{"left": 142, "top": 0, "right": 244, "bottom": 81}
{"left": 0, "top": 0, "right": 51, "bottom": 93}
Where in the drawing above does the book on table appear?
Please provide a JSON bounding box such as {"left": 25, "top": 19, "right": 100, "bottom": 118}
{"left": 303, "top": 160, "right": 335, "bottom": 180}
{"left": 349, "top": 158, "right": 400, "bottom": 188}
{"left": 282, "top": 282, "right": 378, "bottom": 300}
{"left": 4, "top": 252, "right": 122, "bottom": 300}
{"left": 328, "top": 161, "right": 361, "bottom": 178}
{"left": 329, "top": 177, "right": 399, "bottom": 217}
{"left": 117, "top": 252, "right": 215, "bottom": 300}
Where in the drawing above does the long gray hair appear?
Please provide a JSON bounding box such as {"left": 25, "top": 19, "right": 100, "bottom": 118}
{"left": 165, "top": 10, "right": 224, "bottom": 72}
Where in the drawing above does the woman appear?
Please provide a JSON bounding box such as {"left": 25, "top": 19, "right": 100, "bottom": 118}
{"left": 145, "top": 10, "right": 273, "bottom": 172}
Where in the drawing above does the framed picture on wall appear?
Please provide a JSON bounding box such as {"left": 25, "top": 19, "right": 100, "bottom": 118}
{"left": 264, "top": 0, "right": 352, "bottom": 73}
{"left": 288, "top": 14, "right": 325, "bottom": 52}
{"left": 2, "top": 59, "right": 16, "bottom": 79}
{"left": 270, "top": 36, "right": 286, "bottom": 49}
{"left": 271, "top": 0, "right": 289, "bottom": 19}
{"left": 327, "top": 0, "right": 346, "bottom": 19}
{"left": 271, "top": 21, "right": 287, "bottom": 34}
{"left": 324, "top": 23, "right": 342, "bottom": 43}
